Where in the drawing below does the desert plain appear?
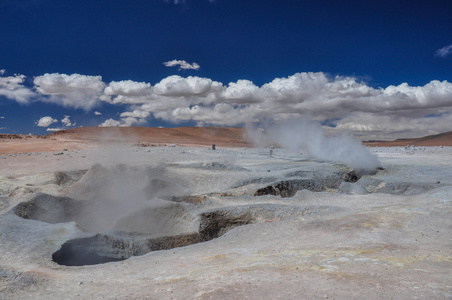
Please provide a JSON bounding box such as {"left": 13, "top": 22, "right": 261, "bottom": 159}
{"left": 0, "top": 127, "right": 451, "bottom": 299}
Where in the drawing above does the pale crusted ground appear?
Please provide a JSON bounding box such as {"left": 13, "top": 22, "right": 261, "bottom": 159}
{"left": 0, "top": 145, "right": 451, "bottom": 299}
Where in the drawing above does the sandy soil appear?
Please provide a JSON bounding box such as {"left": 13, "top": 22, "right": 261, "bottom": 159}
{"left": 0, "top": 129, "right": 451, "bottom": 299}
{"left": 1, "top": 127, "right": 451, "bottom": 155}
{"left": 0, "top": 127, "right": 249, "bottom": 155}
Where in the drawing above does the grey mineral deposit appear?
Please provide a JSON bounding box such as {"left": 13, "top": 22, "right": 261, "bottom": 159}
{"left": 0, "top": 145, "right": 451, "bottom": 299}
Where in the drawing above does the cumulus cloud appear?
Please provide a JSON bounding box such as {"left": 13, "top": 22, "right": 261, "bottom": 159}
{"left": 4, "top": 69, "right": 452, "bottom": 139}
{"left": 436, "top": 44, "right": 452, "bottom": 58}
{"left": 61, "top": 115, "right": 75, "bottom": 127}
{"left": 163, "top": 60, "right": 200, "bottom": 70}
{"left": 104, "top": 80, "right": 151, "bottom": 96}
{"left": 0, "top": 71, "right": 35, "bottom": 104}
{"left": 153, "top": 103, "right": 257, "bottom": 126}
{"left": 103, "top": 80, "right": 153, "bottom": 104}
{"left": 118, "top": 110, "right": 151, "bottom": 127}
{"left": 120, "top": 117, "right": 148, "bottom": 127}
{"left": 105, "top": 72, "right": 452, "bottom": 139}
{"left": 154, "top": 75, "right": 221, "bottom": 97}
{"left": 120, "top": 110, "right": 150, "bottom": 119}
{"left": 34, "top": 73, "right": 105, "bottom": 110}
{"left": 97, "top": 110, "right": 151, "bottom": 128}
{"left": 99, "top": 118, "right": 121, "bottom": 127}
{"left": 98, "top": 116, "right": 147, "bottom": 128}
{"left": 223, "top": 80, "right": 260, "bottom": 103}
{"left": 36, "top": 116, "right": 58, "bottom": 127}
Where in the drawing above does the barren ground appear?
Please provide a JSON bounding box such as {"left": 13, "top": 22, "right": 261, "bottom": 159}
{"left": 0, "top": 128, "right": 451, "bottom": 299}
{"left": 1, "top": 127, "right": 451, "bottom": 156}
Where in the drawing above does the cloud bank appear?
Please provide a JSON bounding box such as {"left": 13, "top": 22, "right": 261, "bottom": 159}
{"left": 2, "top": 70, "right": 452, "bottom": 139}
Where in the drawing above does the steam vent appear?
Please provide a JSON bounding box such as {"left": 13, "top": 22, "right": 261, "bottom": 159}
{"left": 1, "top": 145, "right": 451, "bottom": 299}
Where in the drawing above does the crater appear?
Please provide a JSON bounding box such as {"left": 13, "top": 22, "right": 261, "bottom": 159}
{"left": 13, "top": 193, "right": 84, "bottom": 224}
{"left": 51, "top": 232, "right": 202, "bottom": 266}
{"left": 50, "top": 204, "right": 339, "bottom": 266}
{"left": 12, "top": 193, "right": 198, "bottom": 233}
{"left": 254, "top": 178, "right": 342, "bottom": 197}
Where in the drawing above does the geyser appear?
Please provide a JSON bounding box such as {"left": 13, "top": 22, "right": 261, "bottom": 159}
{"left": 246, "top": 117, "right": 381, "bottom": 175}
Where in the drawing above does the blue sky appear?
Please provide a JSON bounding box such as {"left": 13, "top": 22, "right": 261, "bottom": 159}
{"left": 0, "top": 0, "right": 451, "bottom": 139}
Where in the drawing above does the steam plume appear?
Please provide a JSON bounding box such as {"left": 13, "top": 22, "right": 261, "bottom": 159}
{"left": 246, "top": 117, "right": 381, "bottom": 175}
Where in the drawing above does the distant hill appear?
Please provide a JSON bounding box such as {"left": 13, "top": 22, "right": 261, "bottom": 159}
{"left": 364, "top": 131, "right": 452, "bottom": 147}
{"left": 34, "top": 127, "right": 452, "bottom": 147}
{"left": 3, "top": 127, "right": 451, "bottom": 153}
{"left": 45, "top": 126, "right": 250, "bottom": 148}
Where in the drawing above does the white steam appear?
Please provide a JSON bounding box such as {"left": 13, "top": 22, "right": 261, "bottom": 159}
{"left": 246, "top": 117, "right": 381, "bottom": 174}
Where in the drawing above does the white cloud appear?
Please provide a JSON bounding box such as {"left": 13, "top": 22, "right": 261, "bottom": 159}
{"left": 153, "top": 75, "right": 221, "bottom": 97}
{"left": 61, "top": 115, "right": 75, "bottom": 127}
{"left": 223, "top": 80, "right": 260, "bottom": 103}
{"left": 0, "top": 72, "right": 35, "bottom": 104}
{"left": 120, "top": 117, "right": 147, "bottom": 127}
{"left": 436, "top": 44, "right": 452, "bottom": 58}
{"left": 163, "top": 59, "right": 200, "bottom": 71}
{"left": 94, "top": 111, "right": 102, "bottom": 116}
{"left": 99, "top": 118, "right": 121, "bottom": 127}
{"left": 119, "top": 110, "right": 150, "bottom": 119}
{"left": 5, "top": 69, "right": 452, "bottom": 139}
{"left": 36, "top": 116, "right": 58, "bottom": 127}
{"left": 335, "top": 112, "right": 452, "bottom": 140}
{"left": 153, "top": 103, "right": 258, "bottom": 126}
{"left": 0, "top": 116, "right": 4, "bottom": 119}
{"left": 104, "top": 80, "right": 151, "bottom": 96}
{"left": 103, "top": 72, "right": 452, "bottom": 139}
{"left": 34, "top": 73, "right": 105, "bottom": 110}
{"left": 98, "top": 110, "right": 151, "bottom": 128}
{"left": 97, "top": 114, "right": 147, "bottom": 127}
{"left": 46, "top": 127, "right": 64, "bottom": 132}
{"left": 103, "top": 80, "right": 153, "bottom": 104}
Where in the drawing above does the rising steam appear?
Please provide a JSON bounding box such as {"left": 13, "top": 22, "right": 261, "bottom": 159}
{"left": 245, "top": 117, "right": 381, "bottom": 175}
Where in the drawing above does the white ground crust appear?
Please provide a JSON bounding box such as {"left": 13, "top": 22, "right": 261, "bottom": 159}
{"left": 0, "top": 146, "right": 451, "bottom": 299}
